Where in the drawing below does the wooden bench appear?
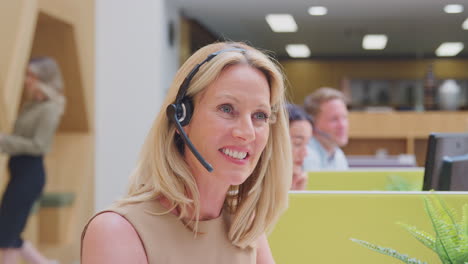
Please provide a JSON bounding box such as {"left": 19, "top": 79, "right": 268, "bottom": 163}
{"left": 38, "top": 192, "right": 75, "bottom": 245}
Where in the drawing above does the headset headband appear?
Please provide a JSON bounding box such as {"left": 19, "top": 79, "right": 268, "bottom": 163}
{"left": 174, "top": 48, "right": 247, "bottom": 104}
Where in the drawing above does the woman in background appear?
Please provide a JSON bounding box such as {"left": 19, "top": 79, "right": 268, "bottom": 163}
{"left": 286, "top": 104, "right": 313, "bottom": 190}
{"left": 0, "top": 57, "right": 65, "bottom": 264}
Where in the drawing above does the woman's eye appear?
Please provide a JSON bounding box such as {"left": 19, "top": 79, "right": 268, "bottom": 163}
{"left": 219, "top": 104, "right": 233, "bottom": 114}
{"left": 253, "top": 112, "right": 269, "bottom": 122}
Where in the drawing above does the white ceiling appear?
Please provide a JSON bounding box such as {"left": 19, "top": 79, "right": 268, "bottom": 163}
{"left": 172, "top": 0, "right": 468, "bottom": 59}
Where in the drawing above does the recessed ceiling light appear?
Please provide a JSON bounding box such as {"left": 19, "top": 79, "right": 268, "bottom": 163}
{"left": 444, "top": 4, "right": 464, "bottom": 14}
{"left": 285, "top": 44, "right": 311, "bottom": 58}
{"left": 265, "top": 14, "right": 298, "bottom": 32}
{"left": 362, "top": 34, "right": 388, "bottom": 50}
{"left": 436, "top": 42, "right": 464, "bottom": 57}
{"left": 462, "top": 18, "right": 468, "bottom": 30}
{"left": 308, "top": 6, "right": 328, "bottom": 16}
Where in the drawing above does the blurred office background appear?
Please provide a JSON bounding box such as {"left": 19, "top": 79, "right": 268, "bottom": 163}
{"left": 0, "top": 0, "right": 467, "bottom": 263}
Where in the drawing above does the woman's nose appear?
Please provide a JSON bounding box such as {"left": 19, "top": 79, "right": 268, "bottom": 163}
{"left": 232, "top": 115, "right": 256, "bottom": 142}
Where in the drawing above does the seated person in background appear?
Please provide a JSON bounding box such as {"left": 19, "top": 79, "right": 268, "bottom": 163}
{"left": 81, "top": 42, "right": 292, "bottom": 264}
{"left": 303, "top": 87, "right": 349, "bottom": 170}
{"left": 286, "top": 104, "right": 313, "bottom": 190}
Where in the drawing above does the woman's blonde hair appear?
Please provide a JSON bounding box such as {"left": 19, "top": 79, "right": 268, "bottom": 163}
{"left": 121, "top": 42, "right": 292, "bottom": 248}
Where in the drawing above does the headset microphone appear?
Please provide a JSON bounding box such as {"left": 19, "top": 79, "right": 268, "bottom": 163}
{"left": 166, "top": 104, "right": 213, "bottom": 172}
{"left": 309, "top": 117, "right": 334, "bottom": 145}
{"left": 315, "top": 129, "right": 333, "bottom": 142}
{"left": 313, "top": 127, "right": 338, "bottom": 150}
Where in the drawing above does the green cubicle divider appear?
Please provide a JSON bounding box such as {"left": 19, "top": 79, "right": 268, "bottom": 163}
{"left": 307, "top": 168, "right": 424, "bottom": 191}
{"left": 269, "top": 191, "right": 468, "bottom": 264}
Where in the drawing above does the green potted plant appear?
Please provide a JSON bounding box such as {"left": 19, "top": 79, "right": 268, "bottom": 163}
{"left": 351, "top": 195, "right": 468, "bottom": 264}
{"left": 385, "top": 174, "right": 421, "bottom": 191}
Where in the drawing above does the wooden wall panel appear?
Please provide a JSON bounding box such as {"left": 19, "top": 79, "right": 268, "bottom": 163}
{"left": 281, "top": 59, "right": 468, "bottom": 104}
{"left": 0, "top": 0, "right": 38, "bottom": 130}
{"left": 0, "top": 0, "right": 94, "bottom": 263}
{"left": 344, "top": 112, "right": 468, "bottom": 166}
{"left": 342, "top": 138, "right": 407, "bottom": 156}
{"left": 348, "top": 112, "right": 468, "bottom": 138}
{"left": 31, "top": 13, "right": 89, "bottom": 132}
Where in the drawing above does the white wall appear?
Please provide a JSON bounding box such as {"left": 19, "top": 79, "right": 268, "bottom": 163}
{"left": 95, "top": 0, "right": 179, "bottom": 211}
{"left": 161, "top": 1, "right": 180, "bottom": 94}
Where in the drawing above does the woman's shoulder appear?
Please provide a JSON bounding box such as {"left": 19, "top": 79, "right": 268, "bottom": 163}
{"left": 81, "top": 212, "right": 147, "bottom": 263}
{"left": 84, "top": 212, "right": 135, "bottom": 239}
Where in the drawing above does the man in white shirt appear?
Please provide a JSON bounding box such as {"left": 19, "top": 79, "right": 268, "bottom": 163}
{"left": 303, "top": 87, "right": 349, "bottom": 170}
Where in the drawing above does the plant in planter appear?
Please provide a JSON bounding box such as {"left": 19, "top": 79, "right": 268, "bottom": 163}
{"left": 385, "top": 175, "right": 421, "bottom": 191}
{"left": 351, "top": 195, "right": 468, "bottom": 264}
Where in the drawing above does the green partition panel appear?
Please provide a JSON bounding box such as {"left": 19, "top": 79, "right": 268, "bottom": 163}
{"left": 269, "top": 191, "right": 468, "bottom": 264}
{"left": 307, "top": 169, "right": 424, "bottom": 191}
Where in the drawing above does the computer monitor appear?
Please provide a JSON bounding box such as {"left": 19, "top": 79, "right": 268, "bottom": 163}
{"left": 438, "top": 154, "right": 468, "bottom": 191}
{"left": 423, "top": 133, "right": 468, "bottom": 190}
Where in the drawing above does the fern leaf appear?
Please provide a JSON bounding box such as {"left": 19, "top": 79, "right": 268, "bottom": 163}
{"left": 350, "top": 238, "right": 428, "bottom": 264}
{"left": 436, "top": 195, "right": 462, "bottom": 236}
{"left": 457, "top": 234, "right": 468, "bottom": 252}
{"left": 455, "top": 236, "right": 468, "bottom": 264}
{"left": 424, "top": 196, "right": 468, "bottom": 264}
{"left": 398, "top": 222, "right": 436, "bottom": 251}
{"left": 386, "top": 175, "right": 420, "bottom": 191}
{"left": 434, "top": 221, "right": 464, "bottom": 263}
{"left": 424, "top": 197, "right": 455, "bottom": 264}
{"left": 462, "top": 204, "right": 468, "bottom": 237}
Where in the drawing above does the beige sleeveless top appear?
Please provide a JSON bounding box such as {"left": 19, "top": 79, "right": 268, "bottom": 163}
{"left": 82, "top": 199, "right": 256, "bottom": 264}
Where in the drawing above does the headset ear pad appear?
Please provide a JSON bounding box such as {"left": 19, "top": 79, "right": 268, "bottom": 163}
{"left": 178, "top": 97, "right": 194, "bottom": 126}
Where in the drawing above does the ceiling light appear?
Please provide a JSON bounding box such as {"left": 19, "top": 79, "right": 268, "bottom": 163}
{"left": 444, "top": 4, "right": 464, "bottom": 13}
{"left": 285, "top": 44, "right": 311, "bottom": 58}
{"left": 462, "top": 18, "right": 468, "bottom": 30}
{"left": 436, "top": 42, "right": 464, "bottom": 56}
{"left": 308, "top": 6, "right": 328, "bottom": 16}
{"left": 362, "top": 34, "right": 388, "bottom": 50}
{"left": 265, "top": 14, "right": 297, "bottom": 32}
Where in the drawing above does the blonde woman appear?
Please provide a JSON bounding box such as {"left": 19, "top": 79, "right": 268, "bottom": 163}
{"left": 0, "top": 57, "right": 65, "bottom": 264}
{"left": 82, "top": 42, "right": 292, "bottom": 263}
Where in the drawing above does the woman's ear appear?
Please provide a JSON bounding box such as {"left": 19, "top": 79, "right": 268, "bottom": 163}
{"left": 182, "top": 121, "right": 190, "bottom": 136}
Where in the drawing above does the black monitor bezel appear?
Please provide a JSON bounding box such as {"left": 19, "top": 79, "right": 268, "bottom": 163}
{"left": 423, "top": 132, "right": 468, "bottom": 191}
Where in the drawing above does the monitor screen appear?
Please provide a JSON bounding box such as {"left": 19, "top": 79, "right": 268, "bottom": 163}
{"left": 438, "top": 154, "right": 468, "bottom": 191}
{"left": 423, "top": 133, "right": 468, "bottom": 191}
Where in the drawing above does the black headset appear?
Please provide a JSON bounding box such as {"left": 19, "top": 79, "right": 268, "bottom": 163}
{"left": 166, "top": 48, "right": 247, "bottom": 172}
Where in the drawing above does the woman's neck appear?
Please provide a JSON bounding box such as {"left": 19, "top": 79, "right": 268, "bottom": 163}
{"left": 195, "top": 177, "right": 230, "bottom": 220}
{"left": 159, "top": 173, "right": 230, "bottom": 221}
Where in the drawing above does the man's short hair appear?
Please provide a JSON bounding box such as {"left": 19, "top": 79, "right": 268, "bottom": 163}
{"left": 303, "top": 87, "right": 347, "bottom": 118}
